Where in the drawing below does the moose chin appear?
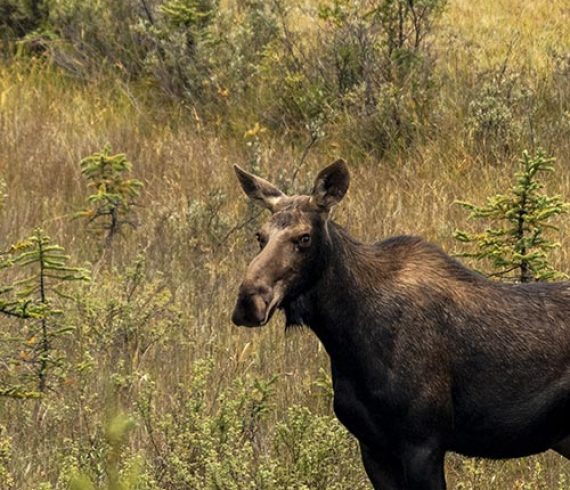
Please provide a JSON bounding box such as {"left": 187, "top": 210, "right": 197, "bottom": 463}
{"left": 231, "top": 159, "right": 570, "bottom": 490}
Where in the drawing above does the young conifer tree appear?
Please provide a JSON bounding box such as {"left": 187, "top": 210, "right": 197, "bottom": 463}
{"left": 0, "top": 229, "right": 89, "bottom": 397}
{"left": 454, "top": 149, "right": 569, "bottom": 282}
{"left": 76, "top": 145, "right": 143, "bottom": 244}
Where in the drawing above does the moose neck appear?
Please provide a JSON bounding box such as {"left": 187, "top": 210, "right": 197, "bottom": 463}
{"left": 284, "top": 222, "right": 396, "bottom": 361}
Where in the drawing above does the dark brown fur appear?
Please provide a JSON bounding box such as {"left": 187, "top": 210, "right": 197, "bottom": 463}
{"left": 231, "top": 161, "right": 570, "bottom": 489}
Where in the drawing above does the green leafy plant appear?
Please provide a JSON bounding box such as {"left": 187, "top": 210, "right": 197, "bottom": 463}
{"left": 467, "top": 69, "right": 531, "bottom": 160}
{"left": 159, "top": 0, "right": 215, "bottom": 29}
{"left": 0, "top": 424, "right": 14, "bottom": 489}
{"left": 0, "top": 0, "right": 50, "bottom": 42}
{"left": 133, "top": 359, "right": 366, "bottom": 490}
{"left": 140, "top": 0, "right": 218, "bottom": 102}
{"left": 454, "top": 149, "right": 570, "bottom": 282}
{"left": 76, "top": 145, "right": 143, "bottom": 244}
{"left": 69, "top": 412, "right": 147, "bottom": 490}
{"left": 0, "top": 228, "right": 89, "bottom": 396}
{"left": 76, "top": 255, "right": 179, "bottom": 379}
{"left": 260, "top": 0, "right": 446, "bottom": 155}
{"left": 272, "top": 405, "right": 367, "bottom": 490}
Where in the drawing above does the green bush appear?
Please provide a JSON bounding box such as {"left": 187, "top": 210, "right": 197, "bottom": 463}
{"left": 272, "top": 405, "right": 369, "bottom": 490}
{"left": 467, "top": 71, "right": 531, "bottom": 160}
{"left": 133, "top": 360, "right": 367, "bottom": 490}
{"left": 139, "top": 0, "right": 218, "bottom": 102}
{"left": 74, "top": 255, "right": 179, "bottom": 379}
{"left": 258, "top": 0, "right": 445, "bottom": 155}
{"left": 1, "top": 0, "right": 445, "bottom": 155}
{"left": 68, "top": 413, "right": 154, "bottom": 490}
{"left": 0, "top": 425, "right": 14, "bottom": 489}
{"left": 0, "top": 0, "right": 49, "bottom": 49}
{"left": 46, "top": 0, "right": 148, "bottom": 78}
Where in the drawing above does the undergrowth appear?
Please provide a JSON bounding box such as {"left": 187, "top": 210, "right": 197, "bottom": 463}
{"left": 1, "top": 0, "right": 570, "bottom": 488}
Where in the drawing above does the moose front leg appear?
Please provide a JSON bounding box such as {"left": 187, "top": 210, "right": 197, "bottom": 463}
{"left": 552, "top": 436, "right": 570, "bottom": 460}
{"left": 360, "top": 444, "right": 404, "bottom": 490}
{"left": 360, "top": 442, "right": 446, "bottom": 490}
{"left": 401, "top": 443, "right": 447, "bottom": 490}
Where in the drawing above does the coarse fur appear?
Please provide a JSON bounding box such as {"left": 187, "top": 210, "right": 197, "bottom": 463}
{"left": 231, "top": 160, "right": 570, "bottom": 489}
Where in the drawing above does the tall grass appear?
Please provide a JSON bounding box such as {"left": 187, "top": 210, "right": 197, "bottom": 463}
{"left": 1, "top": 0, "right": 570, "bottom": 488}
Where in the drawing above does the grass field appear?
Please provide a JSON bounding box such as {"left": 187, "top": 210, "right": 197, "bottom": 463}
{"left": 1, "top": 0, "right": 570, "bottom": 488}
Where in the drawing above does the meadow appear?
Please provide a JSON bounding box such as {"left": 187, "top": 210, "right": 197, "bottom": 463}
{"left": 1, "top": 0, "right": 570, "bottom": 488}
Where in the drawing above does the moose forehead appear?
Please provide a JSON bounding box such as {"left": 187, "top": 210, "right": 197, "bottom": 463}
{"left": 265, "top": 196, "right": 316, "bottom": 231}
{"left": 271, "top": 211, "right": 300, "bottom": 228}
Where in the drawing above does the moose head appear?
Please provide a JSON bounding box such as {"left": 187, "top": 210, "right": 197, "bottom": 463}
{"left": 231, "top": 160, "right": 350, "bottom": 328}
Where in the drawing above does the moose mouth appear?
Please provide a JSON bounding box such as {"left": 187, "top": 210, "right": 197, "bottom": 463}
{"left": 232, "top": 287, "right": 284, "bottom": 328}
{"left": 261, "top": 292, "right": 284, "bottom": 325}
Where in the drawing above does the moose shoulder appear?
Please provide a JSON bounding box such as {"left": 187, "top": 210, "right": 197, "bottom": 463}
{"left": 231, "top": 160, "right": 570, "bottom": 489}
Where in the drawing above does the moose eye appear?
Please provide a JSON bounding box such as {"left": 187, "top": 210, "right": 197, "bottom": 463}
{"left": 255, "top": 232, "right": 266, "bottom": 250}
{"left": 297, "top": 234, "right": 311, "bottom": 249}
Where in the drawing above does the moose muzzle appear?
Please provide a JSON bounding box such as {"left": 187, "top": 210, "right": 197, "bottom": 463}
{"left": 231, "top": 282, "right": 282, "bottom": 327}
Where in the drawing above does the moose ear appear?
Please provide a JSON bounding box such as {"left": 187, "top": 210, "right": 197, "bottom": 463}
{"left": 311, "top": 159, "right": 350, "bottom": 212}
{"left": 234, "top": 165, "right": 286, "bottom": 212}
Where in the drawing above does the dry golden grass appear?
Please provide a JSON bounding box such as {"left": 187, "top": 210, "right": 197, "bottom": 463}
{"left": 442, "top": 0, "right": 570, "bottom": 74}
{"left": 1, "top": 0, "right": 570, "bottom": 487}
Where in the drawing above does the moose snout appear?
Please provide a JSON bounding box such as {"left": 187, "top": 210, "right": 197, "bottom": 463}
{"left": 232, "top": 283, "right": 273, "bottom": 327}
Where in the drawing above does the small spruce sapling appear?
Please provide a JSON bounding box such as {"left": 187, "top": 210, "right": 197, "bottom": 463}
{"left": 0, "top": 229, "right": 89, "bottom": 397}
{"left": 454, "top": 149, "right": 570, "bottom": 282}
{"left": 76, "top": 145, "right": 143, "bottom": 244}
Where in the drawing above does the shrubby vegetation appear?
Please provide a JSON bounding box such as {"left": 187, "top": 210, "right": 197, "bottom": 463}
{"left": 1, "top": 0, "right": 570, "bottom": 488}
{"left": 1, "top": 0, "right": 445, "bottom": 155}
{"left": 3, "top": 0, "right": 568, "bottom": 160}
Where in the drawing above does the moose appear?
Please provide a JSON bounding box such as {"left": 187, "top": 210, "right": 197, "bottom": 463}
{"left": 231, "top": 159, "right": 570, "bottom": 489}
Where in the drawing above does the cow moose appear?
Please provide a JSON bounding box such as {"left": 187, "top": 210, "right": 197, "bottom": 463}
{"left": 231, "top": 159, "right": 570, "bottom": 489}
